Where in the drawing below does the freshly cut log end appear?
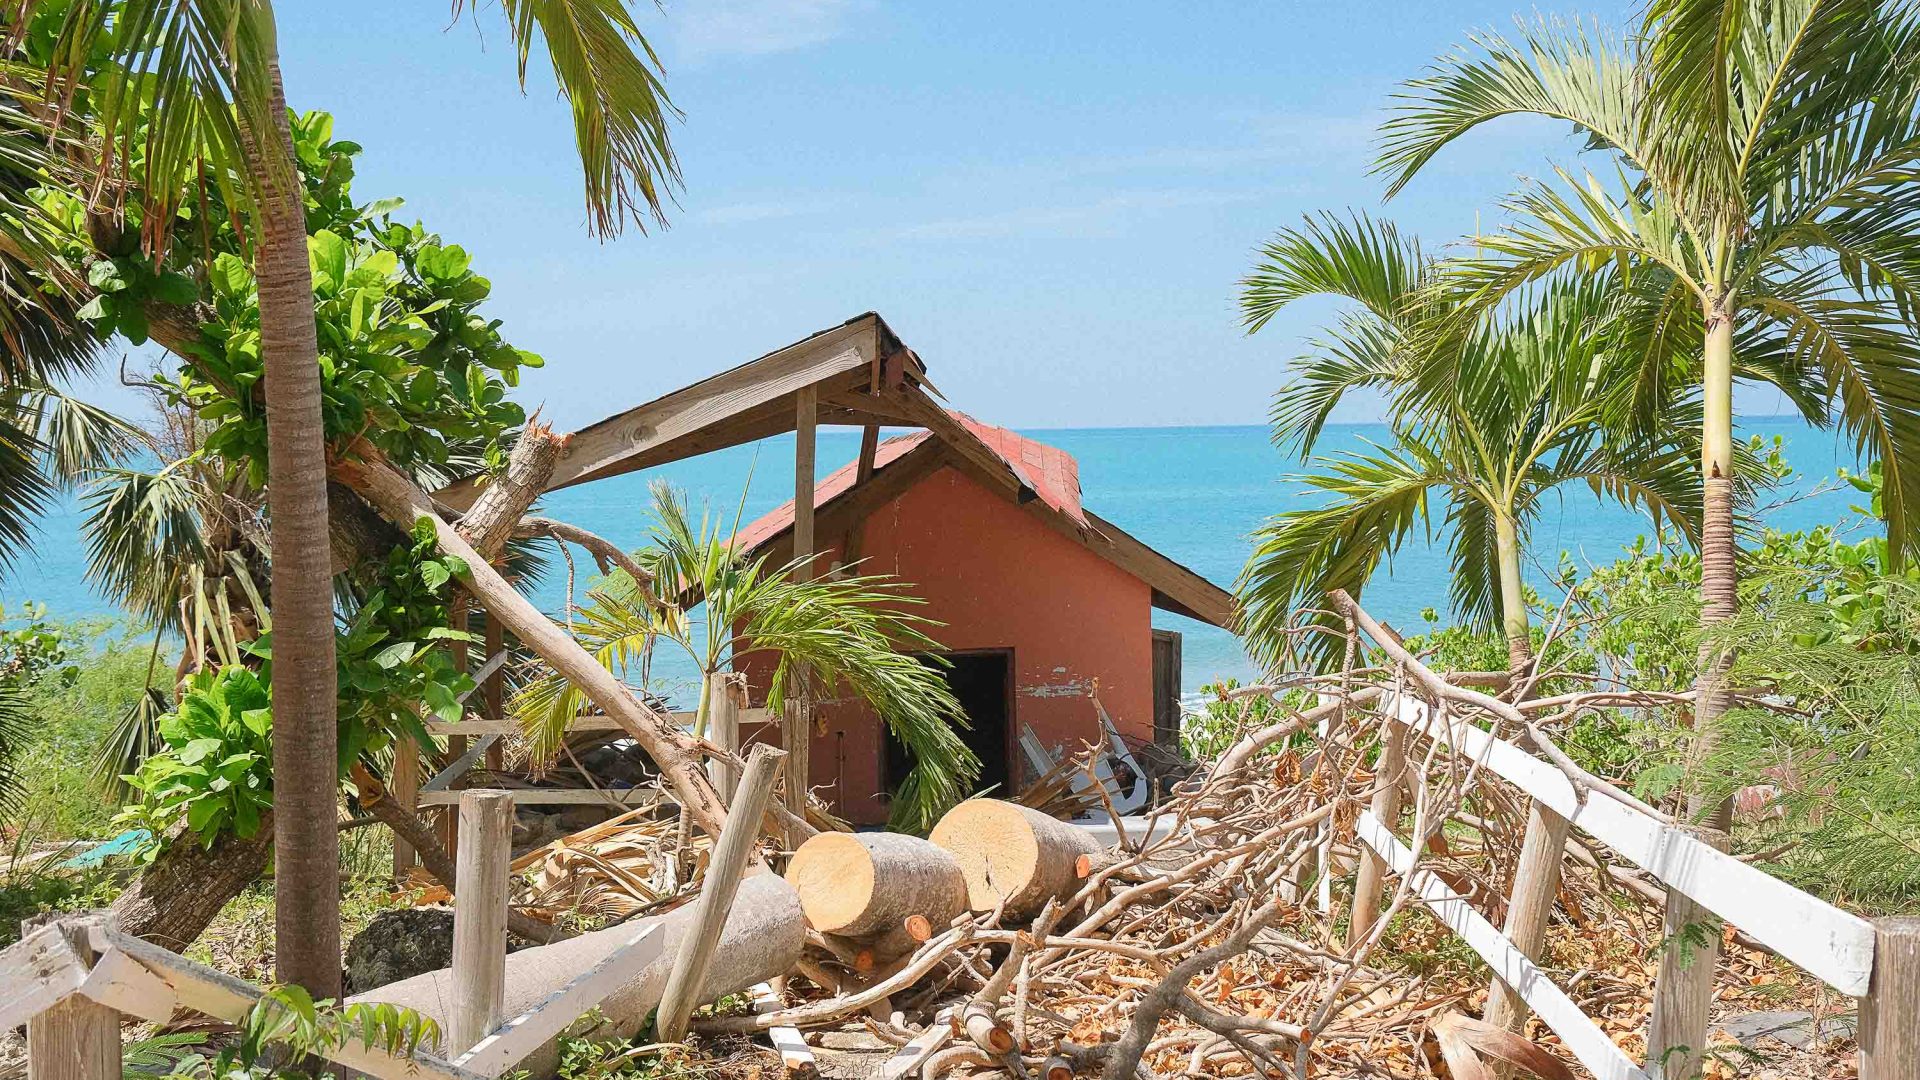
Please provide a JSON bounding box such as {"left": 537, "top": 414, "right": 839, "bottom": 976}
{"left": 903, "top": 914, "right": 934, "bottom": 942}
{"left": 929, "top": 799, "right": 1103, "bottom": 918}
{"left": 785, "top": 831, "right": 966, "bottom": 938}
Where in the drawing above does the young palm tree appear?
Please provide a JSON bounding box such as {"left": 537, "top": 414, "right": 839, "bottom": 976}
{"left": 29, "top": 0, "right": 679, "bottom": 993}
{"left": 514, "top": 483, "right": 980, "bottom": 834}
{"left": 1236, "top": 213, "right": 1703, "bottom": 675}
{"left": 1372, "top": 0, "right": 1920, "bottom": 820}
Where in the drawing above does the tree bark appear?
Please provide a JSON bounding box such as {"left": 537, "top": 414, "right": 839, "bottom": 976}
{"left": 109, "top": 815, "right": 278, "bottom": 953}
{"left": 1493, "top": 507, "right": 1532, "bottom": 679}
{"left": 1693, "top": 306, "right": 1739, "bottom": 832}
{"left": 460, "top": 422, "right": 568, "bottom": 560}
{"left": 234, "top": 5, "right": 341, "bottom": 999}
{"left": 329, "top": 444, "right": 734, "bottom": 841}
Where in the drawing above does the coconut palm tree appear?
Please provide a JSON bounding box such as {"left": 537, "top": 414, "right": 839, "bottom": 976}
{"left": 26, "top": 0, "right": 679, "bottom": 994}
{"left": 1372, "top": 0, "right": 1920, "bottom": 821}
{"left": 1236, "top": 213, "right": 1704, "bottom": 675}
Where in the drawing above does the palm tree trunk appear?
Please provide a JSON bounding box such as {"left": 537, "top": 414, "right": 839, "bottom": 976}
{"left": 237, "top": 3, "right": 342, "bottom": 998}
{"left": 1493, "top": 508, "right": 1532, "bottom": 677}
{"left": 1693, "top": 306, "right": 1738, "bottom": 831}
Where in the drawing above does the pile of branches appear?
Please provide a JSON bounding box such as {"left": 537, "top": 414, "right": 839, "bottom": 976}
{"left": 692, "top": 594, "right": 1759, "bottom": 1080}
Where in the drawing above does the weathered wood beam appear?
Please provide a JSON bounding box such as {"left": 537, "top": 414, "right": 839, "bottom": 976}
{"left": 435, "top": 316, "right": 885, "bottom": 510}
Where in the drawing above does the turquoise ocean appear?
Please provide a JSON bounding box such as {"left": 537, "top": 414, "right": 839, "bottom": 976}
{"left": 0, "top": 417, "right": 1876, "bottom": 705}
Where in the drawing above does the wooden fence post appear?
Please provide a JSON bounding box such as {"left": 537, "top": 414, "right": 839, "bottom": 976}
{"left": 1484, "top": 800, "right": 1571, "bottom": 1032}
{"left": 1859, "top": 916, "right": 1920, "bottom": 1080}
{"left": 782, "top": 680, "right": 811, "bottom": 848}
{"left": 392, "top": 741, "right": 419, "bottom": 878}
{"left": 707, "top": 671, "right": 744, "bottom": 803}
{"left": 656, "top": 744, "right": 787, "bottom": 1043}
{"left": 25, "top": 921, "right": 118, "bottom": 1080}
{"left": 1646, "top": 824, "right": 1728, "bottom": 1080}
{"left": 449, "top": 789, "right": 514, "bottom": 1055}
{"left": 1349, "top": 711, "right": 1408, "bottom": 942}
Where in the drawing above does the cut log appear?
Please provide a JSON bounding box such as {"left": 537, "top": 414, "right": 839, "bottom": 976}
{"left": 929, "top": 800, "right": 1102, "bottom": 918}
{"left": 354, "top": 872, "right": 803, "bottom": 1078}
{"left": 785, "top": 832, "right": 967, "bottom": 938}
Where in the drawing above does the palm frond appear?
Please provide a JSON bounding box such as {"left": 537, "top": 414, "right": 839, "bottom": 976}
{"left": 80, "top": 462, "right": 209, "bottom": 624}
{"left": 479, "top": 0, "right": 682, "bottom": 236}
{"left": 1235, "top": 443, "right": 1444, "bottom": 673}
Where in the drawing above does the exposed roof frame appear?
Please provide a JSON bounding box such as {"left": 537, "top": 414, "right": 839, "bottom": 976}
{"left": 436, "top": 312, "right": 913, "bottom": 512}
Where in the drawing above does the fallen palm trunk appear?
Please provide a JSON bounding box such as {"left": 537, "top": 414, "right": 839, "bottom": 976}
{"left": 331, "top": 443, "right": 733, "bottom": 841}
{"left": 930, "top": 799, "right": 1102, "bottom": 918}
{"left": 354, "top": 872, "right": 804, "bottom": 1076}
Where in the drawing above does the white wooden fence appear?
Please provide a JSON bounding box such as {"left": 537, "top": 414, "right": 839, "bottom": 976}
{"left": 1354, "top": 692, "right": 1917, "bottom": 1080}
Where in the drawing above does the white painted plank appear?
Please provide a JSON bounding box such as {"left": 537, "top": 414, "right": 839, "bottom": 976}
{"left": 1387, "top": 696, "right": 1876, "bottom": 997}
{"left": 879, "top": 1008, "right": 955, "bottom": 1080}
{"left": 96, "top": 931, "right": 489, "bottom": 1080}
{"left": 750, "top": 982, "right": 816, "bottom": 1078}
{"left": 451, "top": 925, "right": 666, "bottom": 1075}
{"left": 79, "top": 947, "right": 181, "bottom": 1022}
{"left": 1358, "top": 812, "right": 1650, "bottom": 1080}
{"left": 0, "top": 923, "right": 89, "bottom": 1030}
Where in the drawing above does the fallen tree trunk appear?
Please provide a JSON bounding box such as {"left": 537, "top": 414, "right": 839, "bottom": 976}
{"left": 331, "top": 443, "right": 733, "bottom": 841}
{"left": 785, "top": 832, "right": 966, "bottom": 938}
{"left": 459, "top": 423, "right": 568, "bottom": 559}
{"left": 930, "top": 800, "right": 1102, "bottom": 918}
{"left": 354, "top": 872, "right": 805, "bottom": 1077}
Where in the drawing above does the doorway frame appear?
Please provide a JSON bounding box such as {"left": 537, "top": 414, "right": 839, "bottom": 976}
{"left": 889, "top": 646, "right": 1017, "bottom": 796}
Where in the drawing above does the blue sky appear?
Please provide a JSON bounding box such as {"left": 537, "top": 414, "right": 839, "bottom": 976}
{"left": 87, "top": 0, "right": 1796, "bottom": 430}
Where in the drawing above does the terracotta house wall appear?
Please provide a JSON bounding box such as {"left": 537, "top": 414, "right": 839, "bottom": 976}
{"left": 735, "top": 464, "right": 1153, "bottom": 825}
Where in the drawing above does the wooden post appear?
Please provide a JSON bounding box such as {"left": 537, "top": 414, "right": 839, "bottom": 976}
{"left": 25, "top": 922, "right": 117, "bottom": 1080}
{"left": 708, "top": 671, "right": 744, "bottom": 803}
{"left": 1483, "top": 799, "right": 1571, "bottom": 1031}
{"left": 793, "top": 385, "right": 818, "bottom": 580}
{"left": 483, "top": 615, "right": 505, "bottom": 773}
{"left": 782, "top": 684, "right": 812, "bottom": 847}
{"left": 449, "top": 789, "right": 514, "bottom": 1055}
{"left": 392, "top": 739, "right": 420, "bottom": 878}
{"left": 1349, "top": 712, "right": 1408, "bottom": 942}
{"left": 1646, "top": 825, "right": 1727, "bottom": 1080}
{"left": 1860, "top": 916, "right": 1920, "bottom": 1080}
{"left": 656, "top": 745, "right": 787, "bottom": 1043}
{"left": 443, "top": 595, "right": 472, "bottom": 862}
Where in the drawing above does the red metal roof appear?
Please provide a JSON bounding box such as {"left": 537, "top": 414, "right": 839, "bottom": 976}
{"left": 733, "top": 412, "right": 1086, "bottom": 554}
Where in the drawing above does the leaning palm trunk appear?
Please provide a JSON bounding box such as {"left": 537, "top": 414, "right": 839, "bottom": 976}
{"left": 234, "top": 15, "right": 342, "bottom": 997}
{"left": 1693, "top": 308, "right": 1739, "bottom": 829}
{"left": 110, "top": 814, "right": 277, "bottom": 952}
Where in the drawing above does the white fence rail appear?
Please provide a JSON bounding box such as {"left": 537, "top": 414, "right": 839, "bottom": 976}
{"left": 1353, "top": 691, "right": 1916, "bottom": 1080}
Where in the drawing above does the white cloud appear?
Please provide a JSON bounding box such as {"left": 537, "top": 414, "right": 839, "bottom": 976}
{"left": 672, "top": 0, "right": 871, "bottom": 59}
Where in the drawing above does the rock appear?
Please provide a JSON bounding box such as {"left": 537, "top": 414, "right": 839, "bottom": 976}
{"left": 1711, "top": 1009, "right": 1856, "bottom": 1050}
{"left": 344, "top": 908, "right": 454, "bottom": 994}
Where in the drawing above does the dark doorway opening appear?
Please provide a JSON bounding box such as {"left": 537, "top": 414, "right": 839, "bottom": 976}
{"left": 887, "top": 649, "right": 1013, "bottom": 799}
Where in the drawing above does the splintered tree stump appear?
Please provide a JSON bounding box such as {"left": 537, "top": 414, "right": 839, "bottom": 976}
{"left": 929, "top": 799, "right": 1102, "bottom": 918}
{"left": 786, "top": 832, "right": 968, "bottom": 939}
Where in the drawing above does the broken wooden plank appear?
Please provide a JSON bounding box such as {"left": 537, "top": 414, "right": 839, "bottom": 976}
{"left": 0, "top": 923, "right": 91, "bottom": 1031}
{"left": 449, "top": 925, "right": 667, "bottom": 1076}
{"left": 879, "top": 1008, "right": 956, "bottom": 1080}
{"left": 750, "top": 983, "right": 817, "bottom": 1080}
{"left": 427, "top": 707, "right": 772, "bottom": 736}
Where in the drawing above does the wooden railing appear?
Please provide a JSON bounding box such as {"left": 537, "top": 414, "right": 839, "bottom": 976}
{"left": 1350, "top": 688, "right": 1917, "bottom": 1080}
